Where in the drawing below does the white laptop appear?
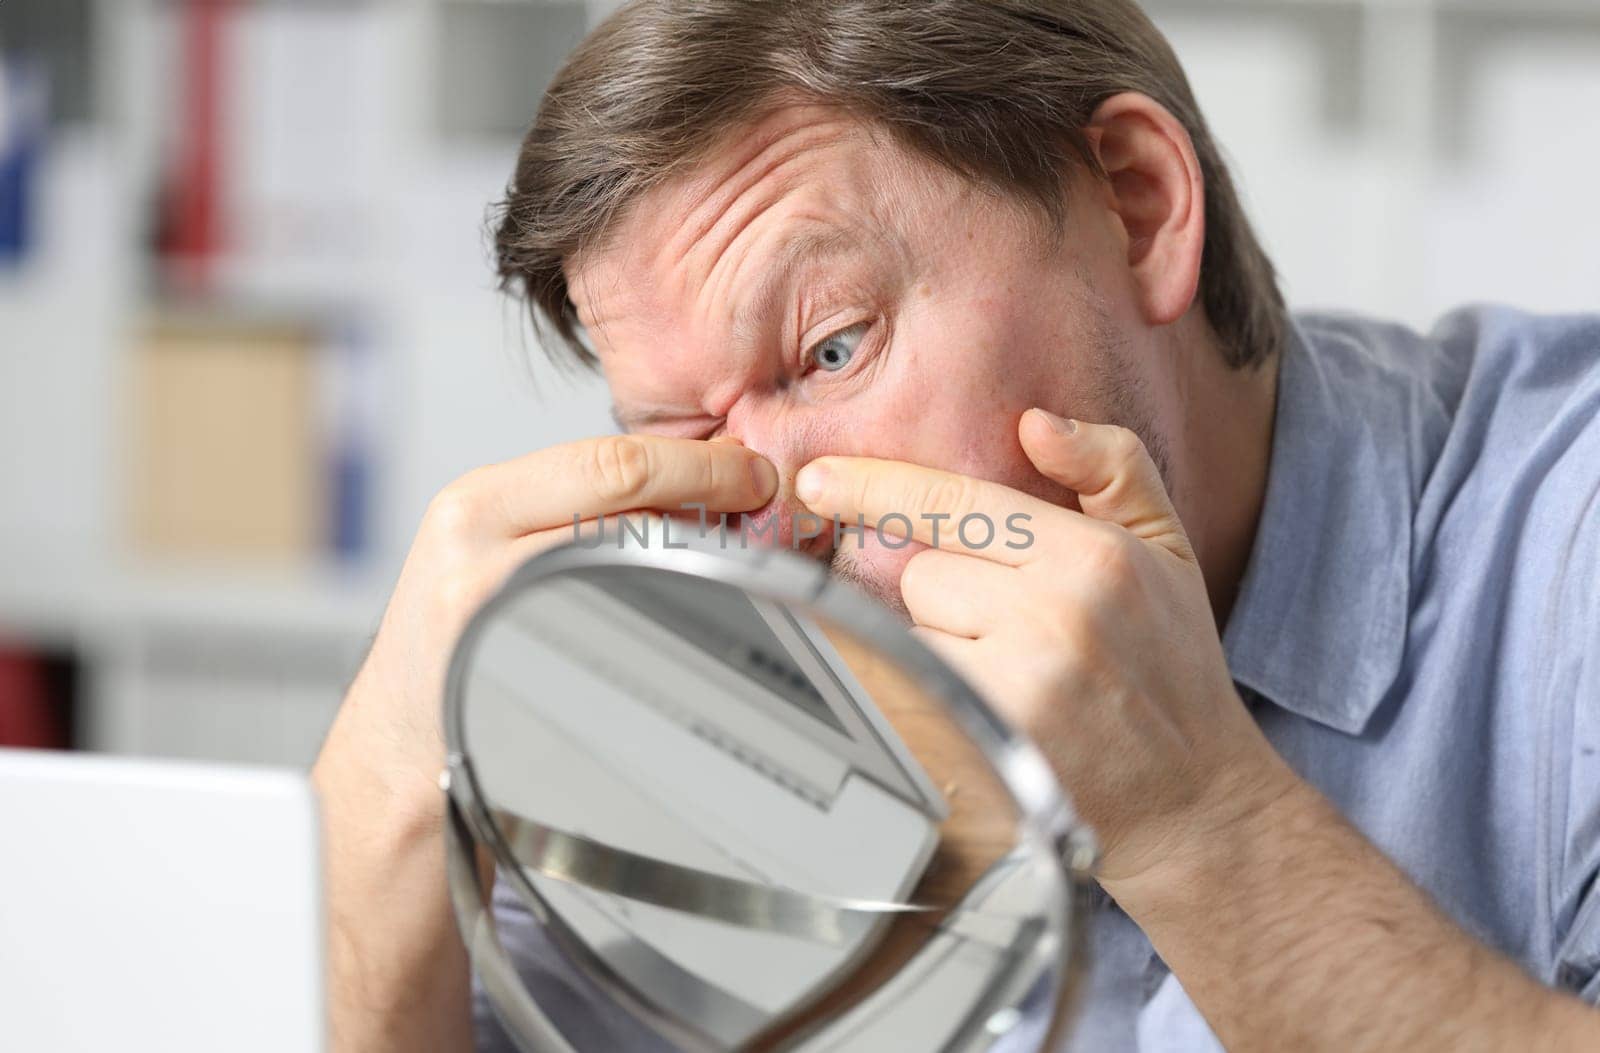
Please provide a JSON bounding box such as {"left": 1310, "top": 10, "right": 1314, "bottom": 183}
{"left": 0, "top": 748, "right": 324, "bottom": 1053}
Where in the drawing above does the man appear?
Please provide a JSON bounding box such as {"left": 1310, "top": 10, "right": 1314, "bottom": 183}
{"left": 312, "top": 1, "right": 1600, "bottom": 1049}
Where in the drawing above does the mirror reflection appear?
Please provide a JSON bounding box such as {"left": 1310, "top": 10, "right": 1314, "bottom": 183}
{"left": 455, "top": 561, "right": 1074, "bottom": 1051}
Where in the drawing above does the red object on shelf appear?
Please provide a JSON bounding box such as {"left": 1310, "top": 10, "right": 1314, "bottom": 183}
{"left": 0, "top": 649, "right": 66, "bottom": 750}
{"left": 165, "top": 0, "right": 230, "bottom": 290}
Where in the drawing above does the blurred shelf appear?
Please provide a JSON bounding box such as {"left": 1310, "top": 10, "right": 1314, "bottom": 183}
{"left": 0, "top": 545, "right": 390, "bottom": 648}
{"left": 112, "top": 564, "right": 388, "bottom": 637}
{"left": 0, "top": 543, "right": 386, "bottom": 764}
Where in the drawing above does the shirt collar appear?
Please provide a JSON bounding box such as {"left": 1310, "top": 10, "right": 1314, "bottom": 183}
{"left": 1221, "top": 316, "right": 1415, "bottom": 736}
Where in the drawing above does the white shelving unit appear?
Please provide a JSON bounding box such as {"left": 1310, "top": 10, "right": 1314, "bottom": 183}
{"left": 0, "top": 0, "right": 616, "bottom": 767}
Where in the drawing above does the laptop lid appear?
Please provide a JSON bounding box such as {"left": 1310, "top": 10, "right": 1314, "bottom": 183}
{"left": 0, "top": 749, "right": 324, "bottom": 1053}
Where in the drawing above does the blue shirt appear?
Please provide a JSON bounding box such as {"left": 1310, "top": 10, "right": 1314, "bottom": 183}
{"left": 475, "top": 305, "right": 1600, "bottom": 1051}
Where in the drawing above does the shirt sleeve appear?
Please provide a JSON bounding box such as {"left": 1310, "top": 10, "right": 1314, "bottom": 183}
{"left": 472, "top": 877, "right": 677, "bottom": 1053}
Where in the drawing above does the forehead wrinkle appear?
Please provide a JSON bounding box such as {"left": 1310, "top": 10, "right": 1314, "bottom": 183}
{"left": 688, "top": 166, "right": 917, "bottom": 355}
{"left": 624, "top": 149, "right": 846, "bottom": 405}
{"left": 591, "top": 111, "right": 879, "bottom": 329}
{"left": 579, "top": 109, "right": 943, "bottom": 343}
{"left": 578, "top": 110, "right": 928, "bottom": 425}
{"left": 659, "top": 111, "right": 862, "bottom": 269}
{"left": 670, "top": 165, "right": 811, "bottom": 337}
{"left": 657, "top": 119, "right": 872, "bottom": 315}
{"left": 692, "top": 188, "right": 804, "bottom": 336}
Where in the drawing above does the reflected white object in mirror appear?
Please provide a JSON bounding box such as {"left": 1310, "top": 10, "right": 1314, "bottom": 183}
{"left": 442, "top": 531, "right": 1093, "bottom": 1052}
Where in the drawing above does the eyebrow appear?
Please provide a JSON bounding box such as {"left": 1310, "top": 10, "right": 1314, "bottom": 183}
{"left": 610, "top": 226, "right": 869, "bottom": 432}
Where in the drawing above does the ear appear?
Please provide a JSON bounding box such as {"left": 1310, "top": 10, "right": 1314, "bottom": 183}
{"left": 1085, "top": 92, "right": 1205, "bottom": 328}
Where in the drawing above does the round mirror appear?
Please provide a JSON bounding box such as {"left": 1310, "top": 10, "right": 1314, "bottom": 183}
{"left": 442, "top": 528, "right": 1092, "bottom": 1052}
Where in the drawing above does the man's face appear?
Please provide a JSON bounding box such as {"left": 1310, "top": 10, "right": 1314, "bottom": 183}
{"left": 567, "top": 105, "right": 1171, "bottom": 613}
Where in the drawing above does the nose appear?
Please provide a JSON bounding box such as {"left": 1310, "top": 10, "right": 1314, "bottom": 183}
{"left": 721, "top": 414, "right": 830, "bottom": 555}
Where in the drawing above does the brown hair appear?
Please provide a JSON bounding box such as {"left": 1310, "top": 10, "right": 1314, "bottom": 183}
{"left": 494, "top": 0, "right": 1285, "bottom": 370}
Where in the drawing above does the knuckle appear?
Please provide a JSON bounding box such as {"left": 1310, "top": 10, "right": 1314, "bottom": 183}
{"left": 845, "top": 470, "right": 878, "bottom": 514}
{"left": 699, "top": 451, "right": 724, "bottom": 498}
{"left": 589, "top": 435, "right": 653, "bottom": 504}
{"left": 924, "top": 476, "right": 974, "bottom": 522}
{"left": 701, "top": 446, "right": 742, "bottom": 500}
{"left": 1107, "top": 425, "right": 1146, "bottom": 463}
{"left": 1082, "top": 530, "right": 1139, "bottom": 588}
{"left": 426, "top": 476, "right": 486, "bottom": 537}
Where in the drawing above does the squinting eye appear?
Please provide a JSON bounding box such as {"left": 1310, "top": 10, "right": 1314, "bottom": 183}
{"left": 807, "top": 323, "right": 868, "bottom": 373}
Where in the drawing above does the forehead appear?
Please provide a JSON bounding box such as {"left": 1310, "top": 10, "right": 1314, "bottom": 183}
{"left": 565, "top": 105, "right": 925, "bottom": 356}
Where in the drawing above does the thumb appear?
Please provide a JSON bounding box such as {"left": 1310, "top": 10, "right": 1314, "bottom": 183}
{"left": 1019, "top": 409, "right": 1195, "bottom": 561}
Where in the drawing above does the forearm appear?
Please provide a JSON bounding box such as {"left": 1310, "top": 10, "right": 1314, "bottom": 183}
{"left": 1104, "top": 772, "right": 1600, "bottom": 1052}
{"left": 313, "top": 692, "right": 474, "bottom": 1053}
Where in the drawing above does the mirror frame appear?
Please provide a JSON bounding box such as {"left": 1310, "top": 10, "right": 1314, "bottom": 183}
{"left": 440, "top": 532, "right": 1097, "bottom": 1053}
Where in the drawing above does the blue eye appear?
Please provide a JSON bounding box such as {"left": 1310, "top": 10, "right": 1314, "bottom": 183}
{"left": 808, "top": 323, "right": 867, "bottom": 372}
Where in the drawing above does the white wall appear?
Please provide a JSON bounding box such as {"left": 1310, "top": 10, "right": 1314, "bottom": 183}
{"left": 1152, "top": 1, "right": 1600, "bottom": 327}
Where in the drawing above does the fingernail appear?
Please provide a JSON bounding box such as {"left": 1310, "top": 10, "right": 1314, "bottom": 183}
{"left": 795, "top": 462, "right": 828, "bottom": 504}
{"left": 749, "top": 456, "right": 779, "bottom": 497}
{"left": 1032, "top": 408, "right": 1077, "bottom": 435}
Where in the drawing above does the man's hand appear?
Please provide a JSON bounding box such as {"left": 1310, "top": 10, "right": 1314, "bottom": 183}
{"left": 798, "top": 410, "right": 1600, "bottom": 1051}
{"left": 328, "top": 434, "right": 778, "bottom": 793}
{"left": 794, "top": 408, "right": 1294, "bottom": 882}
{"left": 314, "top": 435, "right": 777, "bottom": 1053}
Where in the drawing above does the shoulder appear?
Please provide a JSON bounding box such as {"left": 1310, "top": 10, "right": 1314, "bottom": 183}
{"left": 1421, "top": 306, "right": 1600, "bottom": 515}
{"left": 1288, "top": 306, "right": 1600, "bottom": 529}
{"left": 1294, "top": 304, "right": 1600, "bottom": 423}
{"left": 1426, "top": 305, "right": 1600, "bottom": 422}
{"left": 1297, "top": 305, "right": 1600, "bottom": 504}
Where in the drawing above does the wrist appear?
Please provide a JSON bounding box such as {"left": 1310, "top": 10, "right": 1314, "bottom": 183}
{"left": 321, "top": 650, "right": 448, "bottom": 801}
{"left": 313, "top": 691, "right": 449, "bottom": 868}
{"left": 1100, "top": 753, "right": 1315, "bottom": 917}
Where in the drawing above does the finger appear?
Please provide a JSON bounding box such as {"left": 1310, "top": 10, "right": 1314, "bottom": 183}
{"left": 794, "top": 457, "right": 1063, "bottom": 566}
{"left": 900, "top": 549, "right": 1020, "bottom": 639}
{"left": 907, "top": 627, "right": 1010, "bottom": 718}
{"left": 1018, "top": 410, "right": 1194, "bottom": 560}
{"left": 502, "top": 520, "right": 595, "bottom": 569}
{"left": 908, "top": 624, "right": 981, "bottom": 671}
{"left": 505, "top": 510, "right": 695, "bottom": 563}
{"left": 464, "top": 435, "right": 779, "bottom": 537}
{"left": 490, "top": 514, "right": 631, "bottom": 595}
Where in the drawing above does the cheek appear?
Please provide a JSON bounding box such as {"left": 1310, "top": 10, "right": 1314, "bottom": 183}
{"left": 878, "top": 288, "right": 1111, "bottom": 507}
{"left": 857, "top": 314, "right": 1046, "bottom": 487}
